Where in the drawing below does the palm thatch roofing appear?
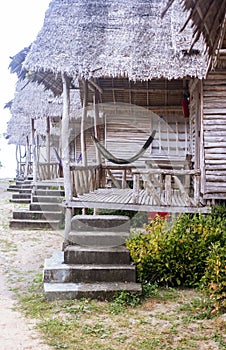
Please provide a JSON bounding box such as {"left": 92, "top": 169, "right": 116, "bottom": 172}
{"left": 6, "top": 80, "right": 52, "bottom": 145}
{"left": 164, "top": 0, "right": 226, "bottom": 57}
{"left": 23, "top": 0, "right": 208, "bottom": 97}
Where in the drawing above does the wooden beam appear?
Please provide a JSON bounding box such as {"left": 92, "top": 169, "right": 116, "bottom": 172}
{"left": 46, "top": 116, "right": 51, "bottom": 179}
{"left": 31, "top": 118, "right": 37, "bottom": 184}
{"left": 62, "top": 73, "right": 72, "bottom": 240}
{"left": 67, "top": 200, "right": 210, "bottom": 213}
{"left": 93, "top": 90, "right": 102, "bottom": 164}
{"left": 81, "top": 79, "right": 88, "bottom": 166}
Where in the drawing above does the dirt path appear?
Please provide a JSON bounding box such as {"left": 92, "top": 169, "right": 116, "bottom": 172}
{"left": 0, "top": 179, "right": 63, "bottom": 349}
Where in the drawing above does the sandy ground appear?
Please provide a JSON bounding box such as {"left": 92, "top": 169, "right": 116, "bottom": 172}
{"left": 0, "top": 178, "right": 63, "bottom": 350}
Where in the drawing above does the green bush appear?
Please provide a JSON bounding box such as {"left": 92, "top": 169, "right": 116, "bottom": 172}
{"left": 200, "top": 242, "right": 226, "bottom": 314}
{"left": 127, "top": 207, "right": 226, "bottom": 291}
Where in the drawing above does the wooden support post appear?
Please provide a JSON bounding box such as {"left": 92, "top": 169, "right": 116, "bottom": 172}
{"left": 122, "top": 169, "right": 127, "bottom": 189}
{"left": 132, "top": 174, "right": 140, "bottom": 204}
{"left": 194, "top": 173, "right": 200, "bottom": 206}
{"left": 15, "top": 145, "right": 19, "bottom": 177}
{"left": 81, "top": 79, "right": 88, "bottom": 167}
{"left": 25, "top": 136, "right": 29, "bottom": 179}
{"left": 36, "top": 134, "right": 40, "bottom": 179}
{"left": 62, "top": 73, "right": 73, "bottom": 241}
{"left": 31, "top": 118, "right": 37, "bottom": 185}
{"left": 46, "top": 116, "right": 51, "bottom": 179}
{"left": 165, "top": 174, "right": 172, "bottom": 205}
{"left": 93, "top": 90, "right": 102, "bottom": 164}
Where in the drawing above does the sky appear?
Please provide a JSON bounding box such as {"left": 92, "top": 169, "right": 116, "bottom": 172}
{"left": 0, "top": 0, "right": 50, "bottom": 178}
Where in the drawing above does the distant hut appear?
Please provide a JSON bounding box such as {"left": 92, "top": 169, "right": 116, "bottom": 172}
{"left": 6, "top": 79, "right": 55, "bottom": 181}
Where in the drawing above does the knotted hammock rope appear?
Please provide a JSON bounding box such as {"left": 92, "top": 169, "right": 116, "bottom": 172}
{"left": 92, "top": 130, "right": 156, "bottom": 165}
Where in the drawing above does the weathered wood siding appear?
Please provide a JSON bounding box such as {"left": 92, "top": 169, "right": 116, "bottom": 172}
{"left": 105, "top": 110, "right": 189, "bottom": 167}
{"left": 203, "top": 70, "right": 226, "bottom": 199}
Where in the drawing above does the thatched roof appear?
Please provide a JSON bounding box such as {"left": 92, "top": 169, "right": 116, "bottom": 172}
{"left": 164, "top": 0, "right": 226, "bottom": 57}
{"left": 24, "top": 0, "right": 208, "bottom": 96}
{"left": 6, "top": 80, "right": 52, "bottom": 145}
{"left": 6, "top": 79, "right": 83, "bottom": 145}
{"left": 10, "top": 80, "right": 52, "bottom": 120}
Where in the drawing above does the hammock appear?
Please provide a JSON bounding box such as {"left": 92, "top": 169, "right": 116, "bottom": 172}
{"left": 92, "top": 130, "right": 156, "bottom": 165}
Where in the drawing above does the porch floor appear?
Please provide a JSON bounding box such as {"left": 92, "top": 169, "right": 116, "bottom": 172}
{"left": 69, "top": 188, "right": 210, "bottom": 213}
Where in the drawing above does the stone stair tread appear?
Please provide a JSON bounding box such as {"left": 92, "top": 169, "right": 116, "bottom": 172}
{"left": 45, "top": 251, "right": 134, "bottom": 269}
{"left": 10, "top": 198, "right": 31, "bottom": 203}
{"left": 44, "top": 282, "right": 142, "bottom": 300}
{"left": 68, "top": 230, "right": 130, "bottom": 247}
{"left": 65, "top": 245, "right": 129, "bottom": 252}
{"left": 10, "top": 219, "right": 60, "bottom": 224}
{"left": 32, "top": 196, "right": 64, "bottom": 203}
{"left": 12, "top": 194, "right": 31, "bottom": 198}
{"left": 71, "top": 214, "right": 130, "bottom": 232}
{"left": 69, "top": 231, "right": 130, "bottom": 236}
{"left": 13, "top": 209, "right": 62, "bottom": 214}
{"left": 44, "top": 282, "right": 141, "bottom": 291}
{"left": 30, "top": 202, "right": 63, "bottom": 210}
{"left": 19, "top": 189, "right": 32, "bottom": 193}
{"left": 7, "top": 188, "right": 20, "bottom": 192}
{"left": 35, "top": 190, "right": 65, "bottom": 196}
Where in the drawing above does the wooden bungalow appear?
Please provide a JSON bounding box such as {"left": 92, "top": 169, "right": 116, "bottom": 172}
{"left": 21, "top": 0, "right": 218, "bottom": 240}
{"left": 164, "top": 0, "right": 226, "bottom": 202}
{"left": 7, "top": 0, "right": 226, "bottom": 300}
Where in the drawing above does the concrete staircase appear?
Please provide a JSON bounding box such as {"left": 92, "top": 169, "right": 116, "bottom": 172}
{"left": 8, "top": 179, "right": 33, "bottom": 203}
{"left": 43, "top": 215, "right": 142, "bottom": 300}
{"left": 9, "top": 184, "right": 65, "bottom": 230}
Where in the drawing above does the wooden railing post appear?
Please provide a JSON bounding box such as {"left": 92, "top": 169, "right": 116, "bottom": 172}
{"left": 164, "top": 174, "right": 172, "bottom": 205}
{"left": 194, "top": 173, "right": 200, "bottom": 206}
{"left": 122, "top": 169, "right": 127, "bottom": 189}
{"left": 132, "top": 174, "right": 140, "bottom": 204}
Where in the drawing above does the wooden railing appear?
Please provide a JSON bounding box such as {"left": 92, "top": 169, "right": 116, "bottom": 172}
{"left": 101, "top": 165, "right": 137, "bottom": 189}
{"left": 132, "top": 168, "right": 200, "bottom": 207}
{"left": 70, "top": 165, "right": 102, "bottom": 196}
{"left": 20, "top": 162, "right": 33, "bottom": 177}
{"left": 68, "top": 163, "right": 201, "bottom": 208}
{"left": 38, "top": 162, "right": 60, "bottom": 180}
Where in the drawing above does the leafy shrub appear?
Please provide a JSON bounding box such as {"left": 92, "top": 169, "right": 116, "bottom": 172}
{"left": 127, "top": 207, "right": 226, "bottom": 291}
{"left": 200, "top": 242, "right": 226, "bottom": 314}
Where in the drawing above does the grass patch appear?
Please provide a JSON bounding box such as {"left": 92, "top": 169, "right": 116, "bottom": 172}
{"left": 13, "top": 276, "right": 226, "bottom": 350}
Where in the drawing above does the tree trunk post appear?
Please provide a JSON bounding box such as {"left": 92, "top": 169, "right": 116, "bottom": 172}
{"left": 62, "top": 73, "right": 72, "bottom": 242}
{"left": 46, "top": 116, "right": 51, "bottom": 179}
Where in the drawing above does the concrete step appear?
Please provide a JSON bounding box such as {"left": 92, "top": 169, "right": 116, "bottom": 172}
{"left": 36, "top": 184, "right": 63, "bottom": 190}
{"left": 71, "top": 215, "right": 130, "bottom": 232}
{"left": 32, "top": 195, "right": 64, "bottom": 203}
{"left": 44, "top": 252, "right": 136, "bottom": 283}
{"left": 64, "top": 245, "right": 131, "bottom": 265}
{"left": 44, "top": 281, "right": 142, "bottom": 301}
{"left": 18, "top": 184, "right": 33, "bottom": 189}
{"left": 7, "top": 187, "right": 21, "bottom": 192}
{"left": 7, "top": 187, "right": 19, "bottom": 192}
{"left": 34, "top": 189, "right": 65, "bottom": 197}
{"left": 11, "top": 193, "right": 31, "bottom": 199}
{"left": 68, "top": 231, "right": 130, "bottom": 247}
{"left": 30, "top": 202, "right": 63, "bottom": 212}
{"left": 19, "top": 188, "right": 32, "bottom": 194}
{"left": 12, "top": 210, "right": 63, "bottom": 221}
{"left": 9, "top": 198, "right": 31, "bottom": 204}
{"left": 16, "top": 180, "right": 32, "bottom": 186}
{"left": 9, "top": 219, "right": 61, "bottom": 230}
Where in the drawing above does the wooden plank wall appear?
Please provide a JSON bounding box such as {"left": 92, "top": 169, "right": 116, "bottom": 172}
{"left": 105, "top": 109, "right": 189, "bottom": 167}
{"left": 203, "top": 70, "right": 226, "bottom": 199}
